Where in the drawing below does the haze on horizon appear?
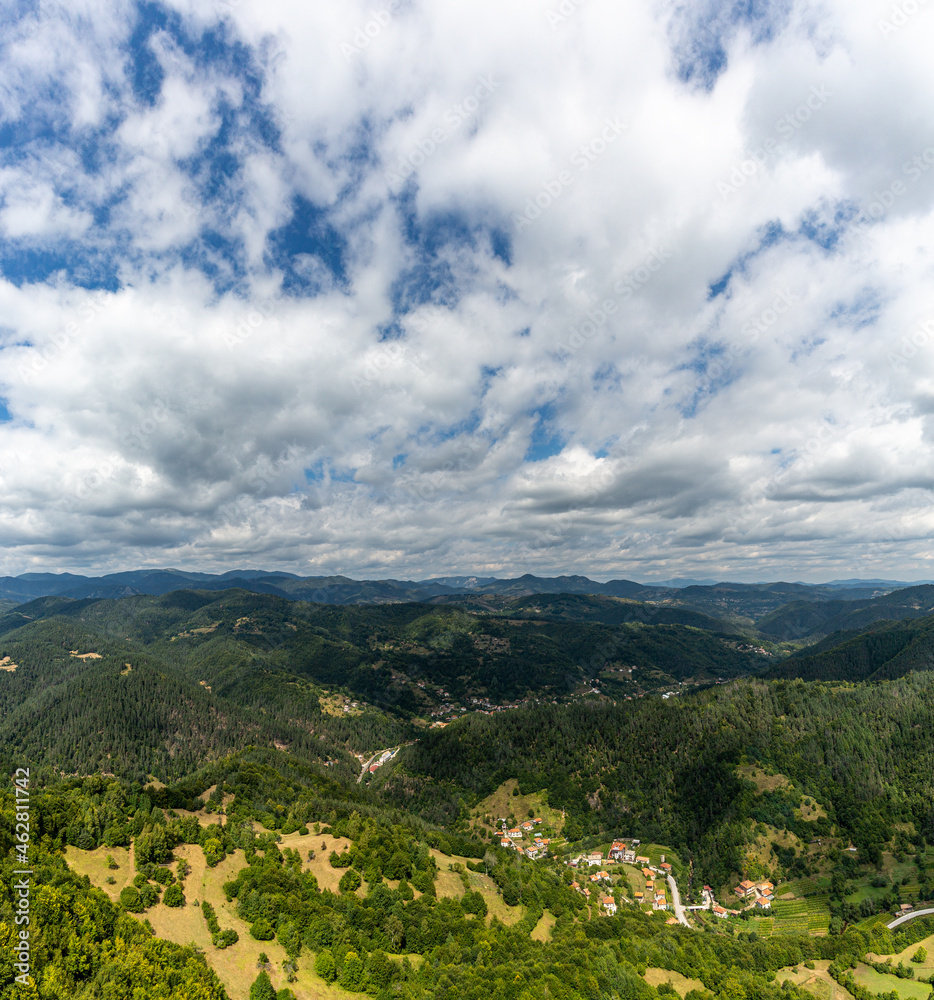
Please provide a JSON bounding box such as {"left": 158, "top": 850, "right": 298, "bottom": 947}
{"left": 1, "top": 0, "right": 933, "bottom": 583}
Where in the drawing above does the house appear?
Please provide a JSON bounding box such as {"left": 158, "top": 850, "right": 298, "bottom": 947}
{"left": 712, "top": 905, "right": 728, "bottom": 918}
{"left": 660, "top": 862, "right": 672, "bottom": 873}
{"left": 505, "top": 828, "right": 522, "bottom": 839}
{"left": 609, "top": 840, "right": 629, "bottom": 861}
{"left": 569, "top": 881, "right": 580, "bottom": 891}
{"left": 634, "top": 891, "right": 644, "bottom": 902}
{"left": 636, "top": 855, "right": 650, "bottom": 865}
{"left": 521, "top": 821, "right": 535, "bottom": 831}
{"left": 500, "top": 838, "right": 511, "bottom": 848}
{"left": 587, "top": 852, "right": 603, "bottom": 866}
{"left": 755, "top": 897, "right": 771, "bottom": 910}
{"left": 654, "top": 893, "right": 668, "bottom": 910}
{"left": 642, "top": 867, "right": 653, "bottom": 879}
{"left": 533, "top": 817, "right": 543, "bottom": 824}
{"left": 645, "top": 880, "right": 654, "bottom": 892}
{"left": 734, "top": 880, "right": 756, "bottom": 898}
{"left": 603, "top": 896, "right": 617, "bottom": 915}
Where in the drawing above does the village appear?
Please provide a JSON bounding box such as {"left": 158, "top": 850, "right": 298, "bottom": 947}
{"left": 494, "top": 825, "right": 791, "bottom": 924}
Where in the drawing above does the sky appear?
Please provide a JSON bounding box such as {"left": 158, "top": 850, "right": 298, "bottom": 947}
{"left": 0, "top": 0, "right": 933, "bottom": 584}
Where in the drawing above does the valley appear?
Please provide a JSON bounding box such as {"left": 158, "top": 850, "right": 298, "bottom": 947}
{"left": 2, "top": 576, "right": 934, "bottom": 1000}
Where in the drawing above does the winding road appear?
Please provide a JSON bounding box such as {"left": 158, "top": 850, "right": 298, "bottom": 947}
{"left": 886, "top": 907, "right": 934, "bottom": 929}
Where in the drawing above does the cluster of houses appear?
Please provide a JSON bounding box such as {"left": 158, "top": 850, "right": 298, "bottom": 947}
{"left": 732, "top": 878, "right": 774, "bottom": 911}
{"left": 566, "top": 839, "right": 670, "bottom": 913}
{"left": 499, "top": 817, "right": 551, "bottom": 859}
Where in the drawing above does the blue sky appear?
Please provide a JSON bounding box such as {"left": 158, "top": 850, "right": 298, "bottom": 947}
{"left": 0, "top": 0, "right": 933, "bottom": 582}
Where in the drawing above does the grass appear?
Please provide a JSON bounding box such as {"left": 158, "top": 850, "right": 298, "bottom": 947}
{"left": 853, "top": 964, "right": 931, "bottom": 1000}
{"left": 643, "top": 969, "right": 705, "bottom": 996}
{"left": 70, "top": 839, "right": 353, "bottom": 1000}
{"left": 736, "top": 765, "right": 792, "bottom": 794}
{"left": 776, "top": 960, "right": 855, "bottom": 1000}
{"left": 66, "top": 844, "right": 134, "bottom": 900}
{"left": 531, "top": 911, "right": 557, "bottom": 942}
{"left": 470, "top": 779, "right": 565, "bottom": 837}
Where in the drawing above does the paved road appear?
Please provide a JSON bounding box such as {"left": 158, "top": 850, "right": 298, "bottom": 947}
{"left": 667, "top": 874, "right": 690, "bottom": 927}
{"left": 887, "top": 907, "right": 934, "bottom": 929}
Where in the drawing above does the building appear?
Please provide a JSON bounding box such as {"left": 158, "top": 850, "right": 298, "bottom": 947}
{"left": 609, "top": 840, "right": 629, "bottom": 861}
{"left": 755, "top": 897, "right": 771, "bottom": 910}
{"left": 587, "top": 852, "right": 603, "bottom": 866}
{"left": 603, "top": 896, "right": 618, "bottom": 915}
{"left": 505, "top": 828, "right": 522, "bottom": 839}
{"left": 712, "top": 905, "right": 728, "bottom": 919}
{"left": 734, "top": 880, "right": 756, "bottom": 898}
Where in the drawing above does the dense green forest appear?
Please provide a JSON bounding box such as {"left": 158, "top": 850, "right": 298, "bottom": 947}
{"left": 4, "top": 750, "right": 934, "bottom": 1000}
{"left": 378, "top": 675, "right": 934, "bottom": 884}
{"left": 0, "top": 589, "right": 782, "bottom": 780}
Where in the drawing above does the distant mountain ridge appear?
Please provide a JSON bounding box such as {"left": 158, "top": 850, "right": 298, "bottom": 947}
{"left": 0, "top": 567, "right": 917, "bottom": 610}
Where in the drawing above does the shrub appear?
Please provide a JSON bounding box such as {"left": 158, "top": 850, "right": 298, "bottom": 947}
{"left": 315, "top": 949, "right": 337, "bottom": 982}
{"left": 119, "top": 886, "right": 144, "bottom": 912}
{"left": 163, "top": 883, "right": 184, "bottom": 907}
{"left": 339, "top": 868, "right": 362, "bottom": 893}
{"left": 251, "top": 918, "right": 275, "bottom": 941}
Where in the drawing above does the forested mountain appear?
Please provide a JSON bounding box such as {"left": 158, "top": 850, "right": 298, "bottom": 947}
{"left": 757, "top": 585, "right": 934, "bottom": 640}
{"left": 376, "top": 674, "right": 934, "bottom": 881}
{"left": 0, "top": 588, "right": 777, "bottom": 783}
{"left": 765, "top": 614, "right": 934, "bottom": 682}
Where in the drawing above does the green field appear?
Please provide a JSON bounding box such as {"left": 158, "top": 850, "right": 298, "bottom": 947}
{"left": 853, "top": 964, "right": 931, "bottom": 1000}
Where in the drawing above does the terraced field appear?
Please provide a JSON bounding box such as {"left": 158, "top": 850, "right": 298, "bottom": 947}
{"left": 772, "top": 880, "right": 831, "bottom": 935}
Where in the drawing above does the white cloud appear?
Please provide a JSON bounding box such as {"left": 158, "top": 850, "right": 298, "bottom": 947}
{"left": 0, "top": 0, "right": 933, "bottom": 582}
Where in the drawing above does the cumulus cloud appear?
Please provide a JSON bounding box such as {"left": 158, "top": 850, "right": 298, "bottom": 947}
{"left": 0, "top": 0, "right": 933, "bottom": 582}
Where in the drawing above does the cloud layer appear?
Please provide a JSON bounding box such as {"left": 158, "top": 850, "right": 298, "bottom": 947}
{"left": 1, "top": 0, "right": 933, "bottom": 582}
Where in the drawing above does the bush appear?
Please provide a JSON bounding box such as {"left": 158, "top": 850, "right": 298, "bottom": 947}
{"left": 212, "top": 929, "right": 239, "bottom": 949}
{"left": 163, "top": 883, "right": 185, "bottom": 907}
{"left": 314, "top": 950, "right": 337, "bottom": 982}
{"left": 119, "top": 886, "right": 144, "bottom": 912}
{"left": 250, "top": 918, "right": 275, "bottom": 941}
{"left": 203, "top": 837, "right": 225, "bottom": 867}
{"left": 913, "top": 948, "right": 927, "bottom": 965}
{"left": 339, "top": 868, "right": 362, "bottom": 893}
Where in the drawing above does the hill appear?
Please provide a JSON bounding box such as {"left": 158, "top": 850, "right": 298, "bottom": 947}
{"left": 765, "top": 614, "right": 934, "bottom": 682}
{"left": 758, "top": 585, "right": 934, "bottom": 640}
